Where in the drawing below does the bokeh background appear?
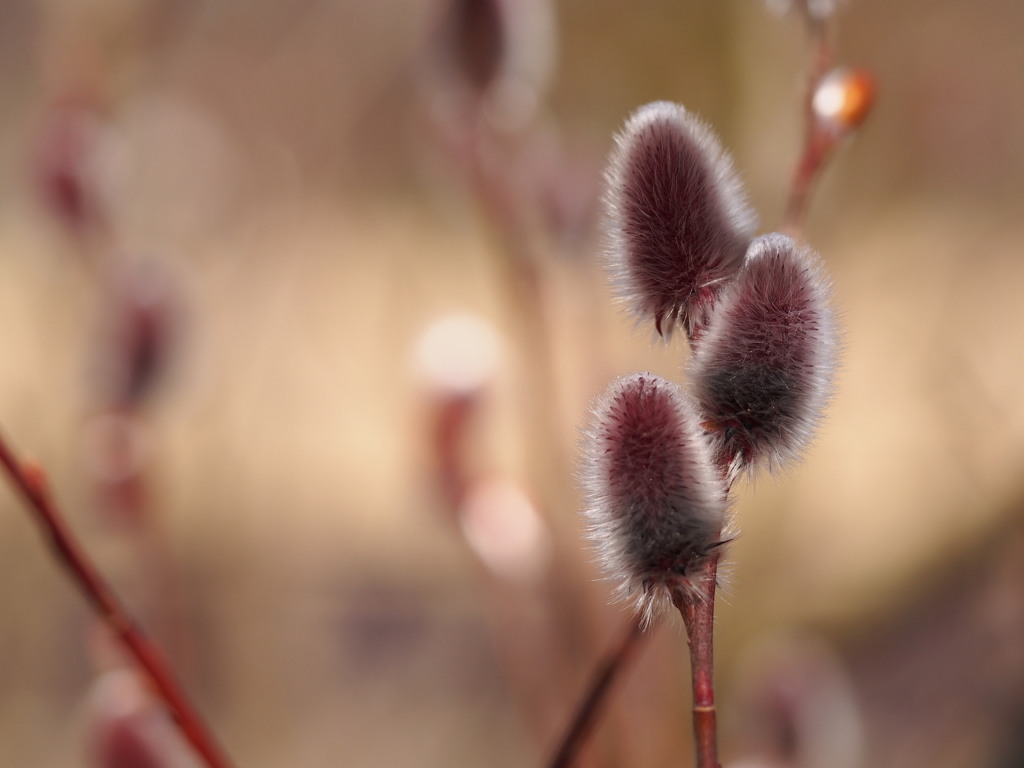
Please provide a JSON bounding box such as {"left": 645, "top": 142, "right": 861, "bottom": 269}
{"left": 1, "top": 1, "right": 1023, "bottom": 767}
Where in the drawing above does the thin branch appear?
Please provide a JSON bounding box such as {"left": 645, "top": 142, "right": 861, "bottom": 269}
{"left": 0, "top": 429, "right": 237, "bottom": 768}
{"left": 547, "top": 615, "right": 647, "bottom": 768}
{"left": 675, "top": 554, "right": 722, "bottom": 768}
{"left": 782, "top": 15, "right": 833, "bottom": 235}
{"left": 783, "top": 14, "right": 876, "bottom": 237}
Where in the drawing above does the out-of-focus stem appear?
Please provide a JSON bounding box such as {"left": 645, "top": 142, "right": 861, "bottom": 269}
{"left": 0, "top": 430, "right": 236, "bottom": 768}
{"left": 468, "top": 123, "right": 615, "bottom": 757}
{"left": 675, "top": 554, "right": 721, "bottom": 768}
{"left": 783, "top": 12, "right": 877, "bottom": 238}
{"left": 782, "top": 14, "right": 833, "bottom": 236}
{"left": 547, "top": 615, "right": 647, "bottom": 768}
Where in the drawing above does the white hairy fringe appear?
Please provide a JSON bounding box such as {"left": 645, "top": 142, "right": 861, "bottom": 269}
{"left": 579, "top": 373, "right": 729, "bottom": 624}
{"left": 602, "top": 101, "right": 758, "bottom": 337}
{"left": 690, "top": 233, "right": 839, "bottom": 476}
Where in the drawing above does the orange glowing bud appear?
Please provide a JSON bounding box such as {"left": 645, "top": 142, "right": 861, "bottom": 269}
{"left": 812, "top": 68, "right": 876, "bottom": 135}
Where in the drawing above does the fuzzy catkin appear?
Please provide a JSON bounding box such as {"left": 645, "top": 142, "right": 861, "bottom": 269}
{"left": 689, "top": 234, "right": 838, "bottom": 478}
{"left": 581, "top": 373, "right": 728, "bottom": 622}
{"left": 604, "top": 101, "right": 757, "bottom": 342}
{"left": 445, "top": 0, "right": 506, "bottom": 93}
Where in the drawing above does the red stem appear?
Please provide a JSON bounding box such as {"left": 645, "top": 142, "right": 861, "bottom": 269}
{"left": 675, "top": 555, "right": 721, "bottom": 768}
{"left": 782, "top": 15, "right": 834, "bottom": 236}
{"left": 546, "top": 615, "right": 647, "bottom": 768}
{"left": 0, "top": 430, "right": 237, "bottom": 768}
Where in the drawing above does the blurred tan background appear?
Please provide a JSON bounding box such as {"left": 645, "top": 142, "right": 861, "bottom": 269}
{"left": 1, "top": 1, "right": 1023, "bottom": 767}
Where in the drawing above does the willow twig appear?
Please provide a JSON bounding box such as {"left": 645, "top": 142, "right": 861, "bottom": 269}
{"left": 675, "top": 554, "right": 722, "bottom": 768}
{"left": 782, "top": 13, "right": 834, "bottom": 235}
{"left": 0, "top": 429, "right": 236, "bottom": 768}
{"left": 547, "top": 615, "right": 647, "bottom": 768}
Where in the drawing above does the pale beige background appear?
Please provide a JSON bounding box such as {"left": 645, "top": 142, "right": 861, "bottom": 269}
{"left": 0, "top": 2, "right": 1022, "bottom": 767}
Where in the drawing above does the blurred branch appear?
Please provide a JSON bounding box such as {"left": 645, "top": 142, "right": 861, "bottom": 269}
{"left": 547, "top": 615, "right": 646, "bottom": 768}
{"left": 782, "top": 13, "right": 832, "bottom": 235}
{"left": 0, "top": 429, "right": 236, "bottom": 768}
{"left": 783, "top": 12, "right": 875, "bottom": 235}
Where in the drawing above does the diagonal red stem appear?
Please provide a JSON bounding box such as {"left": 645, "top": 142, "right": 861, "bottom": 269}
{"left": 546, "top": 615, "right": 647, "bottom": 768}
{"left": 0, "top": 429, "right": 237, "bottom": 768}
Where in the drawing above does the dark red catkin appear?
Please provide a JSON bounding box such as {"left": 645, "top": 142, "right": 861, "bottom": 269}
{"left": 604, "top": 101, "right": 757, "bottom": 343}
{"left": 688, "top": 233, "right": 838, "bottom": 480}
{"left": 581, "top": 373, "right": 728, "bottom": 623}
{"left": 441, "top": 0, "right": 506, "bottom": 95}
{"left": 99, "top": 258, "right": 183, "bottom": 409}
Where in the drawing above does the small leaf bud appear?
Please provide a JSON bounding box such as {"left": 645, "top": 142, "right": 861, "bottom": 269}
{"left": 813, "top": 67, "right": 877, "bottom": 137}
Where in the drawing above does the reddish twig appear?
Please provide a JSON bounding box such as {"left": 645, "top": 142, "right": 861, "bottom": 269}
{"left": 547, "top": 615, "right": 647, "bottom": 768}
{"left": 783, "top": 13, "right": 876, "bottom": 236}
{"left": 674, "top": 554, "right": 722, "bottom": 768}
{"left": 0, "top": 429, "right": 236, "bottom": 768}
{"left": 782, "top": 14, "right": 833, "bottom": 235}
